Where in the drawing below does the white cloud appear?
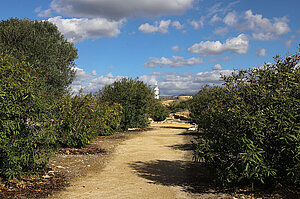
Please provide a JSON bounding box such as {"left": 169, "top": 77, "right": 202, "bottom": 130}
{"left": 188, "top": 16, "right": 205, "bottom": 29}
{"left": 256, "top": 48, "right": 267, "bottom": 57}
{"left": 213, "top": 27, "right": 228, "bottom": 36}
{"left": 212, "top": 64, "right": 223, "bottom": 70}
{"left": 157, "top": 69, "right": 232, "bottom": 95}
{"left": 47, "top": 16, "right": 125, "bottom": 43}
{"left": 144, "top": 56, "right": 203, "bottom": 68}
{"left": 242, "top": 10, "right": 290, "bottom": 40}
{"left": 138, "top": 20, "right": 171, "bottom": 34}
{"left": 244, "top": 10, "right": 290, "bottom": 35}
{"left": 209, "top": 14, "right": 222, "bottom": 24}
{"left": 172, "top": 21, "right": 184, "bottom": 29}
{"left": 79, "top": 73, "right": 125, "bottom": 93}
{"left": 220, "top": 10, "right": 291, "bottom": 41}
{"left": 188, "top": 34, "right": 249, "bottom": 56}
{"left": 171, "top": 45, "right": 180, "bottom": 52}
{"left": 50, "top": 0, "right": 194, "bottom": 19}
{"left": 223, "top": 11, "right": 238, "bottom": 26}
{"left": 71, "top": 68, "right": 235, "bottom": 96}
{"left": 139, "top": 75, "right": 158, "bottom": 85}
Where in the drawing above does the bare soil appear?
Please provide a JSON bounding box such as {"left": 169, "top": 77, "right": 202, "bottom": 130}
{"left": 1, "top": 126, "right": 294, "bottom": 198}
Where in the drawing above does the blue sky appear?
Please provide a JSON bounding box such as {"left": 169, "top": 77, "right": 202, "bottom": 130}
{"left": 1, "top": 0, "right": 300, "bottom": 95}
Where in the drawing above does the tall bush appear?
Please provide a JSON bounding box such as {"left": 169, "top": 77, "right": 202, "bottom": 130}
{"left": 150, "top": 100, "right": 170, "bottom": 121}
{"left": 191, "top": 48, "right": 299, "bottom": 186}
{"left": 97, "top": 78, "right": 154, "bottom": 130}
{"left": 0, "top": 52, "right": 55, "bottom": 179}
{"left": 0, "top": 18, "right": 78, "bottom": 96}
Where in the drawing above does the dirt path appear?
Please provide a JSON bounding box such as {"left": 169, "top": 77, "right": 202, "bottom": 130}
{"left": 50, "top": 128, "right": 218, "bottom": 199}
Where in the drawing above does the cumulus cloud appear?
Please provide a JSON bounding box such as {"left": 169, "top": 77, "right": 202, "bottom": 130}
{"left": 47, "top": 16, "right": 125, "bottom": 43}
{"left": 188, "top": 34, "right": 249, "bottom": 56}
{"left": 256, "top": 48, "right": 267, "bottom": 57}
{"left": 157, "top": 69, "right": 232, "bottom": 95}
{"left": 71, "top": 67, "right": 98, "bottom": 93}
{"left": 50, "top": 0, "right": 194, "bottom": 19}
{"left": 212, "top": 64, "right": 223, "bottom": 70}
{"left": 144, "top": 56, "right": 203, "bottom": 68}
{"left": 138, "top": 20, "right": 171, "bottom": 34}
{"left": 70, "top": 67, "right": 234, "bottom": 96}
{"left": 244, "top": 10, "right": 290, "bottom": 36}
{"left": 172, "top": 21, "right": 184, "bottom": 29}
{"left": 72, "top": 72, "right": 125, "bottom": 94}
{"left": 188, "top": 16, "right": 205, "bottom": 29}
{"left": 224, "top": 10, "right": 291, "bottom": 41}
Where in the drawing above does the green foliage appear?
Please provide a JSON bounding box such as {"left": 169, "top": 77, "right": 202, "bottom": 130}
{"left": 168, "top": 100, "right": 190, "bottom": 113}
{"left": 97, "top": 78, "right": 154, "bottom": 130}
{"left": 0, "top": 18, "right": 78, "bottom": 96}
{"left": 0, "top": 52, "right": 55, "bottom": 179}
{"left": 52, "top": 93, "right": 122, "bottom": 148}
{"left": 190, "top": 48, "right": 300, "bottom": 186}
{"left": 150, "top": 100, "right": 170, "bottom": 121}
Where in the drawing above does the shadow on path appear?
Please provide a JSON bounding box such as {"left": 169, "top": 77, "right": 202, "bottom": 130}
{"left": 129, "top": 160, "right": 217, "bottom": 194}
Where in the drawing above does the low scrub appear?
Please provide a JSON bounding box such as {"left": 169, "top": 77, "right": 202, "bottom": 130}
{"left": 52, "top": 93, "right": 122, "bottom": 148}
{"left": 190, "top": 47, "right": 300, "bottom": 187}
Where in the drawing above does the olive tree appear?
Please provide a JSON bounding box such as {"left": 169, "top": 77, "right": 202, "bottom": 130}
{"left": 0, "top": 18, "right": 78, "bottom": 96}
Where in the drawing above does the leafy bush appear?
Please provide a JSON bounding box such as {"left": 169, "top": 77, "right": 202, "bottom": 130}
{"left": 191, "top": 48, "right": 300, "bottom": 186}
{"left": 52, "top": 93, "right": 122, "bottom": 148}
{"left": 150, "top": 100, "right": 170, "bottom": 121}
{"left": 0, "top": 52, "right": 55, "bottom": 179}
{"left": 97, "top": 78, "right": 154, "bottom": 130}
{"left": 0, "top": 18, "right": 78, "bottom": 96}
{"left": 168, "top": 100, "right": 190, "bottom": 113}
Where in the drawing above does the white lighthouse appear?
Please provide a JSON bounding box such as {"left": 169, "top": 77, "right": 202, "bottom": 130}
{"left": 154, "top": 83, "right": 159, "bottom": 99}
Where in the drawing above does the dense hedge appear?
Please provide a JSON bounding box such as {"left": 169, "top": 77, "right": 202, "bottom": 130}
{"left": 51, "top": 93, "right": 123, "bottom": 148}
{"left": 0, "top": 52, "right": 55, "bottom": 179}
{"left": 190, "top": 48, "right": 300, "bottom": 187}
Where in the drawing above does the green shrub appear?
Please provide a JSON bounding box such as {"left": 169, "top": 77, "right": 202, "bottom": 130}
{"left": 95, "top": 101, "right": 123, "bottom": 136}
{"left": 191, "top": 47, "right": 300, "bottom": 186}
{"left": 150, "top": 100, "right": 170, "bottom": 121}
{"left": 52, "top": 92, "right": 122, "bottom": 148}
{"left": 0, "top": 52, "right": 55, "bottom": 179}
{"left": 97, "top": 78, "right": 154, "bottom": 130}
{"left": 168, "top": 100, "right": 190, "bottom": 113}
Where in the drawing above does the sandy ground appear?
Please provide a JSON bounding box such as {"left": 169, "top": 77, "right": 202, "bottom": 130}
{"left": 49, "top": 127, "right": 221, "bottom": 199}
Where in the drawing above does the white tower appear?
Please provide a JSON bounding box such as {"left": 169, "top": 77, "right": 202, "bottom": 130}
{"left": 154, "top": 83, "right": 159, "bottom": 99}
